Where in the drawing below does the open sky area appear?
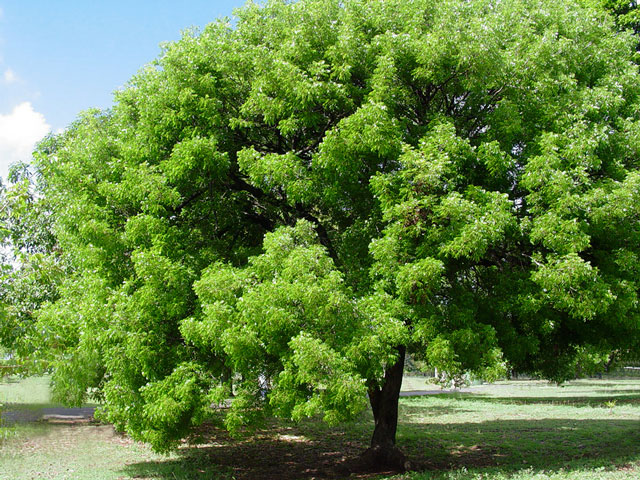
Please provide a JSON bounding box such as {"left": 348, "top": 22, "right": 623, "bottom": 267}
{"left": 0, "top": 0, "right": 246, "bottom": 181}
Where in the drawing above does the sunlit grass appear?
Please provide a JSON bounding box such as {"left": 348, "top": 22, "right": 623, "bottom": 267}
{"left": 394, "top": 379, "right": 640, "bottom": 480}
{"left": 0, "top": 375, "right": 53, "bottom": 406}
{"left": 401, "top": 375, "right": 441, "bottom": 392}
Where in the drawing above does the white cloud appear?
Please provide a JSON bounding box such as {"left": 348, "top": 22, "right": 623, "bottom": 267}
{"left": 3, "top": 67, "right": 16, "bottom": 84}
{"left": 0, "top": 102, "right": 50, "bottom": 181}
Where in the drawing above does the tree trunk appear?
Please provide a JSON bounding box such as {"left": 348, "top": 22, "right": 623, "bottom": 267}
{"left": 358, "top": 346, "right": 411, "bottom": 471}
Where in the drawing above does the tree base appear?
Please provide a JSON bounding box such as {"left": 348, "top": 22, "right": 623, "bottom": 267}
{"left": 344, "top": 444, "right": 413, "bottom": 473}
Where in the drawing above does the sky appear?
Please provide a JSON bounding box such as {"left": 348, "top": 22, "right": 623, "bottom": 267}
{"left": 0, "top": 0, "right": 246, "bottom": 182}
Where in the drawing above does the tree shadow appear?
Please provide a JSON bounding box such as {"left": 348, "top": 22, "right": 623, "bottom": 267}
{"left": 593, "top": 389, "right": 640, "bottom": 395}
{"left": 122, "top": 421, "right": 376, "bottom": 480}
{"left": 120, "top": 414, "right": 640, "bottom": 479}
{"left": 438, "top": 393, "right": 640, "bottom": 407}
{"left": 564, "top": 381, "right": 640, "bottom": 388}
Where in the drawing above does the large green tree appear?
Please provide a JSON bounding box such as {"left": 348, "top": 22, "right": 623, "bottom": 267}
{"left": 27, "top": 0, "right": 640, "bottom": 468}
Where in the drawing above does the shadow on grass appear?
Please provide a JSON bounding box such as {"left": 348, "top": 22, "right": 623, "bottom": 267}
{"left": 593, "top": 388, "right": 640, "bottom": 395}
{"left": 122, "top": 453, "right": 234, "bottom": 480}
{"left": 120, "top": 415, "right": 640, "bottom": 480}
{"left": 433, "top": 393, "right": 640, "bottom": 407}
{"left": 122, "top": 420, "right": 373, "bottom": 480}
{"left": 563, "top": 378, "right": 640, "bottom": 392}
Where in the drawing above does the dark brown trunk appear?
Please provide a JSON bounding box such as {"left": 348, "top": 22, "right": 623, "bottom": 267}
{"left": 357, "top": 346, "right": 411, "bottom": 472}
{"left": 221, "top": 365, "right": 234, "bottom": 396}
{"left": 369, "top": 345, "right": 405, "bottom": 448}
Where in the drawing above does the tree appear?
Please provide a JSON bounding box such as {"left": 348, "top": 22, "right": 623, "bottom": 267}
{"left": 594, "top": 0, "right": 640, "bottom": 36}
{"left": 0, "top": 158, "right": 64, "bottom": 374}
{"left": 28, "top": 0, "right": 640, "bottom": 469}
{"left": 583, "top": 0, "right": 640, "bottom": 51}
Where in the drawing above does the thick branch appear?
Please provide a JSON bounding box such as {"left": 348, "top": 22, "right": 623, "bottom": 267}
{"left": 229, "top": 172, "right": 340, "bottom": 265}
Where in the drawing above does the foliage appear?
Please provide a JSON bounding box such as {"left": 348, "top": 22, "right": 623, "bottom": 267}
{"left": 21, "top": 0, "right": 640, "bottom": 456}
{"left": 590, "top": 0, "right": 640, "bottom": 37}
{"left": 0, "top": 160, "right": 64, "bottom": 372}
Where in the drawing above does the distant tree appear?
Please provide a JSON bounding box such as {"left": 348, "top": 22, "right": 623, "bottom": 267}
{"left": 0, "top": 158, "right": 64, "bottom": 373}
{"left": 27, "top": 0, "right": 640, "bottom": 469}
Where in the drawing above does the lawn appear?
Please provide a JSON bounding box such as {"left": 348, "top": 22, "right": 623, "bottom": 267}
{"left": 1, "top": 376, "right": 639, "bottom": 479}
{"left": 397, "top": 379, "right": 640, "bottom": 479}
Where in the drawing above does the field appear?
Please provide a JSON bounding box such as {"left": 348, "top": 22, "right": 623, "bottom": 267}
{"left": 1, "top": 376, "right": 640, "bottom": 479}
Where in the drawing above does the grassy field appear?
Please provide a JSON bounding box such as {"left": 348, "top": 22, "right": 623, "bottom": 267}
{"left": 1, "top": 376, "right": 639, "bottom": 479}
{"left": 396, "top": 380, "right": 640, "bottom": 479}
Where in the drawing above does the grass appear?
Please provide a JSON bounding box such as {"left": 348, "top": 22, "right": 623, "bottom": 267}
{"left": 1, "top": 423, "right": 170, "bottom": 480}
{"left": 0, "top": 375, "right": 53, "bottom": 405}
{"left": 0, "top": 376, "right": 639, "bottom": 479}
{"left": 396, "top": 379, "right": 640, "bottom": 479}
{"left": 401, "top": 375, "right": 441, "bottom": 392}
{"left": 0, "top": 376, "right": 176, "bottom": 480}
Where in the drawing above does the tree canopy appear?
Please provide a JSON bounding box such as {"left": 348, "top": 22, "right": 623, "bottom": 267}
{"left": 9, "top": 0, "right": 640, "bottom": 468}
{"left": 593, "top": 0, "right": 640, "bottom": 37}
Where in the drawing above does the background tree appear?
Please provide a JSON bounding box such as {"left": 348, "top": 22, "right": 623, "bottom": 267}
{"left": 0, "top": 155, "right": 64, "bottom": 374}
{"left": 27, "top": 0, "right": 640, "bottom": 469}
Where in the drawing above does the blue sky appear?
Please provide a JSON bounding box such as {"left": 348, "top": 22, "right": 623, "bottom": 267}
{"left": 0, "top": 0, "right": 246, "bottom": 181}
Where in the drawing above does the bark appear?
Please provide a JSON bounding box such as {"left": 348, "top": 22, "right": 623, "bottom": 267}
{"left": 358, "top": 346, "right": 411, "bottom": 472}
{"left": 221, "top": 365, "right": 234, "bottom": 397}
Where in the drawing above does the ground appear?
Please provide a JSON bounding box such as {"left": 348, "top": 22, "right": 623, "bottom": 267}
{"left": 1, "top": 376, "right": 640, "bottom": 479}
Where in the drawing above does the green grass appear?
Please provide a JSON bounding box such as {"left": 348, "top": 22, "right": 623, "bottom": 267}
{"left": 0, "top": 375, "right": 53, "bottom": 405}
{"left": 0, "top": 376, "right": 230, "bottom": 480}
{"left": 401, "top": 375, "right": 441, "bottom": 392}
{"left": 1, "top": 377, "right": 640, "bottom": 479}
{"left": 395, "top": 379, "right": 640, "bottom": 480}
{"left": 2, "top": 423, "right": 165, "bottom": 480}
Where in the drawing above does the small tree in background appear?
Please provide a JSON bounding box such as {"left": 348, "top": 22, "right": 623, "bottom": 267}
{"left": 17, "top": 0, "right": 640, "bottom": 469}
